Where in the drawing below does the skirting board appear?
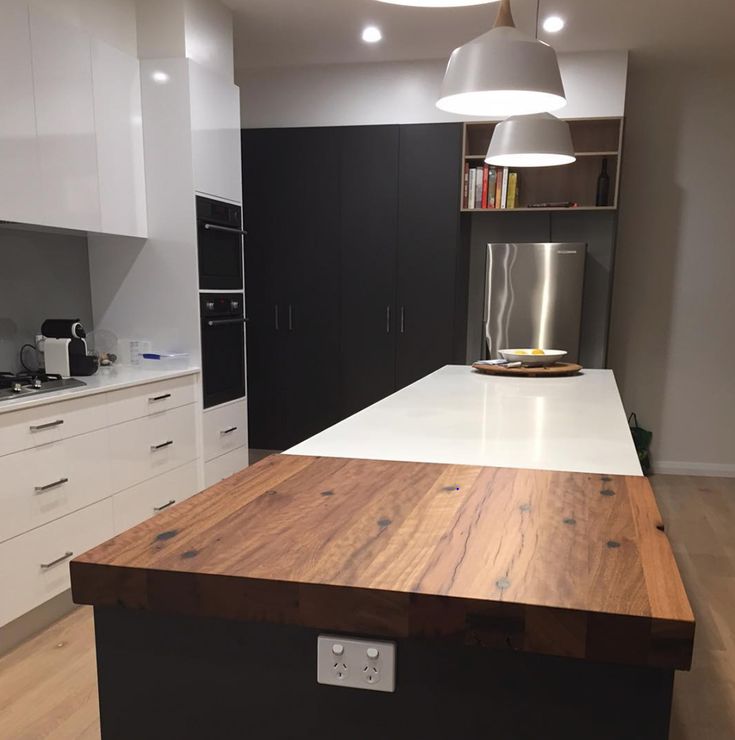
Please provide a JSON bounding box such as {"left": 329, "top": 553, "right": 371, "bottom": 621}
{"left": 0, "top": 589, "right": 76, "bottom": 655}
{"left": 653, "top": 461, "right": 735, "bottom": 478}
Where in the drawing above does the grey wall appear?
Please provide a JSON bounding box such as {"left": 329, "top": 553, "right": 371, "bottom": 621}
{"left": 465, "top": 211, "right": 618, "bottom": 369}
{"left": 0, "top": 227, "right": 93, "bottom": 372}
{"left": 608, "top": 56, "right": 735, "bottom": 474}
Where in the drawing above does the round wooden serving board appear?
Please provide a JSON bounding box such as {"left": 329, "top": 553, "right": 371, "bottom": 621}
{"left": 472, "top": 362, "right": 583, "bottom": 378}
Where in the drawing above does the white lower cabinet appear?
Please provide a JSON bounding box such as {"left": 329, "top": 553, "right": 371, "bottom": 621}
{"left": 0, "top": 429, "right": 111, "bottom": 543}
{"left": 0, "top": 498, "right": 113, "bottom": 626}
{"left": 108, "top": 403, "right": 198, "bottom": 492}
{"left": 204, "top": 445, "right": 250, "bottom": 487}
{"left": 112, "top": 461, "right": 199, "bottom": 534}
{"left": 0, "top": 372, "right": 202, "bottom": 630}
{"left": 203, "top": 399, "right": 248, "bottom": 462}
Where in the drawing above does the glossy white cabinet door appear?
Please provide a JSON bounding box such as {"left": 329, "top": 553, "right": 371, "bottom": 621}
{"left": 189, "top": 60, "right": 242, "bottom": 203}
{"left": 91, "top": 39, "right": 148, "bottom": 237}
{"left": 30, "top": 7, "right": 100, "bottom": 231}
{"left": 0, "top": 0, "right": 41, "bottom": 225}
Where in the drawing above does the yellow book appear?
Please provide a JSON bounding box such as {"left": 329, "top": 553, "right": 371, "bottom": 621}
{"left": 507, "top": 172, "right": 518, "bottom": 209}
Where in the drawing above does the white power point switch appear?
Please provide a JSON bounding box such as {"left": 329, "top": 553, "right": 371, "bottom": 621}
{"left": 317, "top": 635, "right": 396, "bottom": 693}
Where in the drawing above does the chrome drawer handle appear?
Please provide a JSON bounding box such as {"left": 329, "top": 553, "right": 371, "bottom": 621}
{"left": 40, "top": 551, "right": 73, "bottom": 569}
{"left": 148, "top": 393, "right": 172, "bottom": 402}
{"left": 154, "top": 499, "right": 176, "bottom": 512}
{"left": 34, "top": 477, "right": 69, "bottom": 493}
{"left": 30, "top": 419, "right": 64, "bottom": 432}
{"left": 150, "top": 440, "right": 174, "bottom": 451}
{"left": 220, "top": 426, "right": 238, "bottom": 435}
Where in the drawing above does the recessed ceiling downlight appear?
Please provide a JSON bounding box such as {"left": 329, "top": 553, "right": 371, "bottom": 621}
{"left": 374, "top": 0, "right": 498, "bottom": 6}
{"left": 542, "top": 15, "right": 565, "bottom": 33}
{"left": 362, "top": 25, "right": 383, "bottom": 43}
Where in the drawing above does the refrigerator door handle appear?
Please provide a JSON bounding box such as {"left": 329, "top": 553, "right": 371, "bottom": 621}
{"left": 400, "top": 306, "right": 405, "bottom": 334}
{"left": 385, "top": 305, "right": 391, "bottom": 334}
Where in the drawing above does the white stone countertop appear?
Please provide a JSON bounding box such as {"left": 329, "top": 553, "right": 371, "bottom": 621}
{"left": 287, "top": 365, "right": 642, "bottom": 477}
{"left": 0, "top": 364, "right": 200, "bottom": 415}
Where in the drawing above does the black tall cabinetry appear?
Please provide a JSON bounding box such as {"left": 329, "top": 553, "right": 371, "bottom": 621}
{"left": 243, "top": 123, "right": 463, "bottom": 450}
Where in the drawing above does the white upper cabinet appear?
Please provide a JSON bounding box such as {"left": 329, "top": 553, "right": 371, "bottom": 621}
{"left": 0, "top": 0, "right": 41, "bottom": 225}
{"left": 0, "top": 2, "right": 147, "bottom": 237}
{"left": 30, "top": 7, "right": 101, "bottom": 232}
{"left": 189, "top": 61, "right": 242, "bottom": 204}
{"left": 91, "top": 39, "right": 148, "bottom": 237}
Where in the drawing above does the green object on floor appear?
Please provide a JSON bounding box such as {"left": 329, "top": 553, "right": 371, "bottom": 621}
{"left": 628, "top": 413, "right": 653, "bottom": 476}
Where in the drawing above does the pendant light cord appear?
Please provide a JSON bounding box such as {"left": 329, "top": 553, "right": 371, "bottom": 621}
{"left": 535, "top": 0, "right": 540, "bottom": 39}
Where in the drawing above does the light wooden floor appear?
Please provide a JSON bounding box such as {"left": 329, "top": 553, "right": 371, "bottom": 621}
{"left": 0, "top": 474, "right": 733, "bottom": 739}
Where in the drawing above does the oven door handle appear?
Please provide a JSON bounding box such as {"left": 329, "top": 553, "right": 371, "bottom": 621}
{"left": 202, "top": 223, "right": 248, "bottom": 236}
{"left": 206, "top": 317, "right": 248, "bottom": 327}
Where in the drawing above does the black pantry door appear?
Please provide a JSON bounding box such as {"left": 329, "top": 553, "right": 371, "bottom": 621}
{"left": 243, "top": 128, "right": 341, "bottom": 449}
{"left": 395, "top": 123, "right": 463, "bottom": 389}
{"left": 339, "top": 125, "right": 400, "bottom": 418}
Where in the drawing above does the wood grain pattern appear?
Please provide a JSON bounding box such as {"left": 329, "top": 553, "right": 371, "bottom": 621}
{"left": 70, "top": 454, "right": 695, "bottom": 670}
{"left": 472, "top": 362, "right": 583, "bottom": 377}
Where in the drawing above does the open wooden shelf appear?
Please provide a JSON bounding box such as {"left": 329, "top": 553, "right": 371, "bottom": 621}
{"left": 461, "top": 117, "right": 624, "bottom": 212}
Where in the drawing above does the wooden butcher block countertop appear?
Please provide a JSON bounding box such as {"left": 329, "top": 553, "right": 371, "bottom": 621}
{"left": 71, "top": 454, "right": 695, "bottom": 670}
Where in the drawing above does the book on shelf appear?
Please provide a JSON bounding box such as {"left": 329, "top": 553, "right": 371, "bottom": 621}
{"left": 468, "top": 167, "right": 476, "bottom": 209}
{"left": 507, "top": 171, "right": 518, "bottom": 209}
{"left": 462, "top": 162, "right": 469, "bottom": 209}
{"left": 488, "top": 167, "right": 497, "bottom": 208}
{"left": 500, "top": 167, "right": 509, "bottom": 208}
{"left": 481, "top": 164, "right": 489, "bottom": 209}
{"left": 474, "top": 166, "right": 483, "bottom": 207}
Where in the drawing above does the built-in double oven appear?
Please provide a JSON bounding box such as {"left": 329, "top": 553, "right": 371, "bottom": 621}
{"left": 197, "top": 195, "right": 247, "bottom": 409}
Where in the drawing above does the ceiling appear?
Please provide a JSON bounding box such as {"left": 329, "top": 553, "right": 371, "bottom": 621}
{"left": 227, "top": 0, "right": 735, "bottom": 70}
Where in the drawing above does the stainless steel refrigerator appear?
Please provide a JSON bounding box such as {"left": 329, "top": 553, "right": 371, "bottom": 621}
{"left": 483, "top": 242, "right": 587, "bottom": 361}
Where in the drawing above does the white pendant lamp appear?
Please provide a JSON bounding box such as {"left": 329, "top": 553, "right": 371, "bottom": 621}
{"left": 486, "top": 113, "right": 575, "bottom": 167}
{"left": 375, "top": 1, "right": 497, "bottom": 5}
{"left": 436, "top": 0, "right": 566, "bottom": 117}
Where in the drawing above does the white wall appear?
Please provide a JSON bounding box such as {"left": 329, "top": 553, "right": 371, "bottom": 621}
{"left": 31, "top": 0, "right": 138, "bottom": 56}
{"left": 609, "top": 56, "right": 735, "bottom": 476}
{"left": 237, "top": 51, "right": 627, "bottom": 128}
{"left": 136, "top": 0, "right": 234, "bottom": 82}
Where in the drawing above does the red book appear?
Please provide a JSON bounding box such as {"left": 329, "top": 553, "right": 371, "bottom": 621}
{"left": 481, "top": 164, "right": 489, "bottom": 209}
{"left": 462, "top": 162, "right": 469, "bottom": 209}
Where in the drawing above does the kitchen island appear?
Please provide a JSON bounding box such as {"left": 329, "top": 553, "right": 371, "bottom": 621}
{"left": 70, "top": 366, "right": 693, "bottom": 739}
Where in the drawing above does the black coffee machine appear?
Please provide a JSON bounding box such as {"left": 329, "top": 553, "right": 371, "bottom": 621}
{"left": 41, "top": 319, "right": 99, "bottom": 377}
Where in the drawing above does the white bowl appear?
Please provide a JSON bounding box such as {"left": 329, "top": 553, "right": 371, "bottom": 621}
{"left": 498, "top": 349, "right": 568, "bottom": 367}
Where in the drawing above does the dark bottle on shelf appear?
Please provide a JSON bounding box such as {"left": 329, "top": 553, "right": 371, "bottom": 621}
{"left": 596, "top": 158, "right": 611, "bottom": 207}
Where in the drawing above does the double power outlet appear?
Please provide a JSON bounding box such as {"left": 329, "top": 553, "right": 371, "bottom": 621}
{"left": 317, "top": 635, "right": 396, "bottom": 693}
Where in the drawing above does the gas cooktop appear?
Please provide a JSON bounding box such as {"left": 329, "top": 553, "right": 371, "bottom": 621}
{"left": 0, "top": 372, "right": 86, "bottom": 403}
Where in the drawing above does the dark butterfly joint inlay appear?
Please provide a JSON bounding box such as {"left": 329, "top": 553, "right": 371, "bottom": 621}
{"left": 563, "top": 517, "right": 576, "bottom": 525}
{"left": 265, "top": 489, "right": 278, "bottom": 497}
{"left": 519, "top": 503, "right": 531, "bottom": 513}
{"left": 320, "top": 490, "right": 334, "bottom": 497}
{"left": 601, "top": 476, "right": 612, "bottom": 482}
{"left": 181, "top": 550, "right": 199, "bottom": 559}
{"left": 377, "top": 517, "right": 392, "bottom": 528}
{"left": 600, "top": 489, "right": 616, "bottom": 497}
{"left": 496, "top": 577, "right": 511, "bottom": 590}
{"left": 607, "top": 540, "right": 621, "bottom": 549}
{"left": 155, "top": 530, "right": 178, "bottom": 542}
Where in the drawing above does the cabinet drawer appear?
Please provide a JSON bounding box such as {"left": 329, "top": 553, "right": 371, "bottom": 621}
{"left": 0, "top": 394, "right": 108, "bottom": 458}
{"left": 108, "top": 404, "right": 197, "bottom": 492}
{"left": 0, "top": 428, "right": 111, "bottom": 543}
{"left": 203, "top": 399, "right": 248, "bottom": 462}
{"left": 204, "top": 445, "right": 249, "bottom": 488}
{"left": 0, "top": 498, "right": 113, "bottom": 627}
{"left": 112, "top": 461, "right": 199, "bottom": 534}
{"left": 106, "top": 374, "right": 197, "bottom": 426}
